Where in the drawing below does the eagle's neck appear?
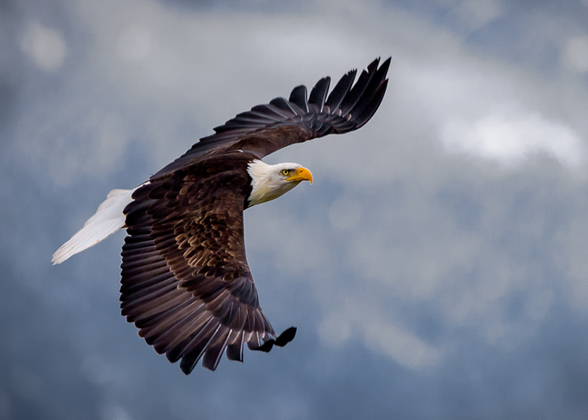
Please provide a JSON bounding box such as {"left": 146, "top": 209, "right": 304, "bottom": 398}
{"left": 246, "top": 160, "right": 298, "bottom": 207}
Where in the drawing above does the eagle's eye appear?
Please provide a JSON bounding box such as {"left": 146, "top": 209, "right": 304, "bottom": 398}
{"left": 281, "top": 169, "right": 291, "bottom": 176}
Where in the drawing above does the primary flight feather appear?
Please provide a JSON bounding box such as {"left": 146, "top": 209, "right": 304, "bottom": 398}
{"left": 52, "top": 57, "right": 391, "bottom": 374}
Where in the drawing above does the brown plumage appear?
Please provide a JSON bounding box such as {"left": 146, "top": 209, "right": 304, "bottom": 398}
{"left": 55, "top": 58, "right": 390, "bottom": 374}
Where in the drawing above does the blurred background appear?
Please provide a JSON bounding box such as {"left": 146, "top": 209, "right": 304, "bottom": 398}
{"left": 2, "top": 0, "right": 588, "bottom": 419}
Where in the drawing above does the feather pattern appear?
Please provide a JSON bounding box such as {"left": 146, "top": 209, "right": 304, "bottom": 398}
{"left": 56, "top": 58, "right": 390, "bottom": 374}
{"left": 119, "top": 58, "right": 390, "bottom": 373}
{"left": 153, "top": 57, "right": 390, "bottom": 177}
{"left": 121, "top": 152, "right": 279, "bottom": 373}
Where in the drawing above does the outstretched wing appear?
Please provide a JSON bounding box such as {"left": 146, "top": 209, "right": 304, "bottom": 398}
{"left": 120, "top": 154, "right": 293, "bottom": 374}
{"left": 120, "top": 58, "right": 390, "bottom": 373}
{"left": 153, "top": 57, "right": 390, "bottom": 178}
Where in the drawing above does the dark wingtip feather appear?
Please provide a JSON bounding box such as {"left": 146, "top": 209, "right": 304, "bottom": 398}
{"left": 379, "top": 57, "right": 392, "bottom": 79}
{"left": 308, "top": 77, "right": 331, "bottom": 112}
{"left": 325, "top": 69, "right": 356, "bottom": 110}
{"left": 289, "top": 85, "right": 309, "bottom": 113}
{"left": 270, "top": 97, "right": 302, "bottom": 116}
{"left": 226, "top": 342, "right": 244, "bottom": 362}
{"left": 201, "top": 327, "right": 230, "bottom": 371}
{"left": 180, "top": 361, "right": 195, "bottom": 375}
{"left": 250, "top": 326, "right": 297, "bottom": 353}
{"left": 338, "top": 59, "right": 379, "bottom": 115}
{"left": 274, "top": 326, "right": 297, "bottom": 347}
{"left": 352, "top": 78, "right": 389, "bottom": 130}
{"left": 342, "top": 58, "right": 390, "bottom": 125}
{"left": 326, "top": 57, "right": 391, "bottom": 134}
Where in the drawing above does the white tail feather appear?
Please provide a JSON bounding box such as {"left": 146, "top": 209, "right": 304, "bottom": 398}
{"left": 52, "top": 187, "right": 139, "bottom": 265}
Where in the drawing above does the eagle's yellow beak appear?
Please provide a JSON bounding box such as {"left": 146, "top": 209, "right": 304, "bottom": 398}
{"left": 286, "top": 167, "right": 313, "bottom": 184}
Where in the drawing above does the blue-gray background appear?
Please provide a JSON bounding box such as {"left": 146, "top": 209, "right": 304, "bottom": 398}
{"left": 2, "top": 0, "right": 588, "bottom": 419}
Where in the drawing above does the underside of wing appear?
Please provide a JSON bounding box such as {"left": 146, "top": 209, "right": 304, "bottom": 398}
{"left": 120, "top": 156, "right": 293, "bottom": 373}
{"left": 154, "top": 57, "right": 390, "bottom": 177}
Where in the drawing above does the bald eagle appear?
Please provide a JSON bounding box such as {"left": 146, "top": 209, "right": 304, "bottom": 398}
{"left": 52, "top": 58, "right": 390, "bottom": 374}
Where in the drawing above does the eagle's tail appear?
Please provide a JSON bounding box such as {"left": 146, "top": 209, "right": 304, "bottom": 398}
{"left": 52, "top": 187, "right": 137, "bottom": 265}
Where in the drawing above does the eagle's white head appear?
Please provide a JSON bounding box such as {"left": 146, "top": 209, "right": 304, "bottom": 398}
{"left": 247, "top": 160, "right": 313, "bottom": 207}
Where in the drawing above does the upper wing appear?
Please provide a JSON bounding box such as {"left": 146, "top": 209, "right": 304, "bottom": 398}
{"left": 153, "top": 57, "right": 390, "bottom": 178}
{"left": 120, "top": 154, "right": 292, "bottom": 373}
